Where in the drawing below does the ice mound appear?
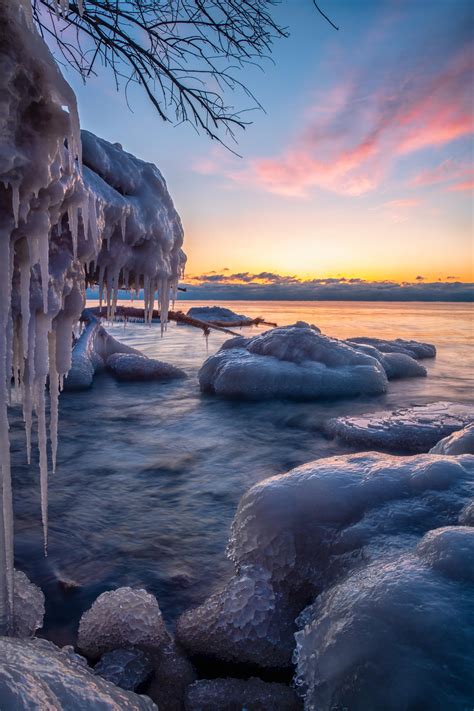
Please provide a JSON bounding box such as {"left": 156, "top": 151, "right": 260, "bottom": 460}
{"left": 107, "top": 353, "right": 186, "bottom": 382}
{"left": 0, "top": 637, "right": 156, "bottom": 709}
{"left": 348, "top": 342, "right": 427, "bottom": 379}
{"left": 176, "top": 565, "right": 297, "bottom": 667}
{"left": 94, "top": 648, "right": 153, "bottom": 691}
{"left": 325, "top": 401, "right": 474, "bottom": 453}
{"left": 186, "top": 306, "right": 253, "bottom": 324}
{"left": 295, "top": 527, "right": 474, "bottom": 711}
{"left": 348, "top": 336, "right": 436, "bottom": 359}
{"left": 185, "top": 677, "right": 302, "bottom": 710}
{"left": 199, "top": 323, "right": 388, "bottom": 400}
{"left": 13, "top": 570, "right": 44, "bottom": 638}
{"left": 430, "top": 423, "right": 474, "bottom": 455}
{"left": 77, "top": 587, "right": 169, "bottom": 659}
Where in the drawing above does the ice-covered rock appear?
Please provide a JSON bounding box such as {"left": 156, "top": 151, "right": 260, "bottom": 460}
{"left": 186, "top": 306, "right": 253, "bottom": 324}
{"left": 77, "top": 587, "right": 169, "bottom": 659}
{"left": 185, "top": 677, "right": 302, "bottom": 710}
{"left": 325, "top": 401, "right": 474, "bottom": 453}
{"left": 94, "top": 648, "right": 153, "bottom": 691}
{"left": 147, "top": 639, "right": 197, "bottom": 711}
{"left": 430, "top": 423, "right": 474, "bottom": 455}
{"left": 13, "top": 570, "right": 44, "bottom": 638}
{"left": 176, "top": 565, "right": 297, "bottom": 668}
{"left": 106, "top": 353, "right": 187, "bottom": 382}
{"left": 348, "top": 342, "right": 427, "bottom": 379}
{"left": 199, "top": 323, "right": 388, "bottom": 400}
{"left": 0, "top": 637, "right": 156, "bottom": 709}
{"left": 294, "top": 527, "right": 474, "bottom": 711}
{"left": 459, "top": 501, "right": 474, "bottom": 525}
{"left": 348, "top": 336, "right": 436, "bottom": 359}
{"left": 177, "top": 452, "right": 473, "bottom": 669}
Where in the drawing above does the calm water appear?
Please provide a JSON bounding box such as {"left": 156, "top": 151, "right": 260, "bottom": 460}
{"left": 10, "top": 301, "right": 474, "bottom": 645}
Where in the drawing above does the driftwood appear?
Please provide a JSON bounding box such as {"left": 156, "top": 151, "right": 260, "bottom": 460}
{"left": 86, "top": 305, "right": 277, "bottom": 337}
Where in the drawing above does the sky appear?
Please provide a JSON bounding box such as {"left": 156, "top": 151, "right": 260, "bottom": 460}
{"left": 53, "top": 0, "right": 473, "bottom": 297}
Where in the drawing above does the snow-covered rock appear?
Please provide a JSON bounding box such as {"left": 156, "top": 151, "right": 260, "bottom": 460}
{"left": 294, "top": 527, "right": 474, "bottom": 711}
{"left": 185, "top": 677, "right": 302, "bottom": 710}
{"left": 199, "top": 323, "right": 388, "bottom": 400}
{"left": 106, "top": 353, "right": 187, "bottom": 382}
{"left": 77, "top": 587, "right": 169, "bottom": 660}
{"left": 0, "top": 637, "right": 156, "bottom": 709}
{"left": 348, "top": 337, "right": 436, "bottom": 359}
{"left": 13, "top": 570, "right": 44, "bottom": 638}
{"left": 186, "top": 306, "right": 253, "bottom": 324}
{"left": 94, "top": 648, "right": 153, "bottom": 691}
{"left": 177, "top": 452, "right": 473, "bottom": 670}
{"left": 325, "top": 402, "right": 474, "bottom": 452}
{"left": 430, "top": 423, "right": 474, "bottom": 455}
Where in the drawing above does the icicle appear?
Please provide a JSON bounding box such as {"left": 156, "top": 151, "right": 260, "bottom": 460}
{"left": 35, "top": 378, "right": 48, "bottom": 554}
{"left": 20, "top": 259, "right": 31, "bottom": 357}
{"left": 98, "top": 265, "right": 105, "bottom": 312}
{"left": 11, "top": 183, "right": 20, "bottom": 227}
{"left": 81, "top": 195, "right": 89, "bottom": 241}
{"left": 77, "top": 0, "right": 84, "bottom": 17}
{"left": 38, "top": 234, "right": 49, "bottom": 314}
{"left": 68, "top": 205, "right": 78, "bottom": 258}
{"left": 48, "top": 331, "right": 59, "bottom": 474}
{"left": 121, "top": 212, "right": 126, "bottom": 241}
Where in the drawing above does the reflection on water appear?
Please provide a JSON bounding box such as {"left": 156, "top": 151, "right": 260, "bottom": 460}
{"left": 10, "top": 300, "right": 473, "bottom": 644}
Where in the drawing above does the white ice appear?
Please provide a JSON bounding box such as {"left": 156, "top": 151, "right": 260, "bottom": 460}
{"left": 430, "top": 423, "right": 474, "bottom": 455}
{"left": 326, "top": 401, "right": 474, "bottom": 452}
{"left": 186, "top": 306, "right": 253, "bottom": 324}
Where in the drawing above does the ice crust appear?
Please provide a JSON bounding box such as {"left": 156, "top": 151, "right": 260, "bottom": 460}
{"left": 294, "top": 526, "right": 474, "bottom": 710}
{"left": 0, "top": 0, "right": 186, "bottom": 628}
{"left": 199, "top": 323, "right": 389, "bottom": 400}
{"left": 177, "top": 451, "right": 473, "bottom": 673}
{"left": 348, "top": 336, "right": 436, "bottom": 359}
{"left": 94, "top": 648, "right": 153, "bottom": 691}
{"left": 430, "top": 423, "right": 474, "bottom": 455}
{"left": 0, "top": 637, "right": 156, "bottom": 709}
{"left": 77, "top": 587, "right": 169, "bottom": 660}
{"left": 185, "top": 677, "right": 302, "bottom": 710}
{"left": 186, "top": 306, "right": 253, "bottom": 324}
{"left": 326, "top": 401, "right": 474, "bottom": 452}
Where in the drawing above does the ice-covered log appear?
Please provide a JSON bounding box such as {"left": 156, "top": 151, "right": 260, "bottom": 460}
{"left": 325, "top": 401, "right": 474, "bottom": 453}
{"left": 430, "top": 423, "right": 474, "bottom": 455}
{"left": 185, "top": 677, "right": 302, "bottom": 710}
{"left": 199, "top": 323, "right": 389, "bottom": 400}
{"left": 77, "top": 587, "right": 169, "bottom": 660}
{"left": 347, "top": 336, "right": 436, "bottom": 359}
{"left": 294, "top": 526, "right": 474, "bottom": 711}
{"left": 0, "top": 0, "right": 186, "bottom": 629}
{"left": 0, "top": 637, "right": 156, "bottom": 709}
{"left": 177, "top": 452, "right": 473, "bottom": 669}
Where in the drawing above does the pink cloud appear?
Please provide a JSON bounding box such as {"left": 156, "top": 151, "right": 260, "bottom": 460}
{"left": 447, "top": 179, "right": 474, "bottom": 192}
{"left": 382, "top": 199, "right": 420, "bottom": 209}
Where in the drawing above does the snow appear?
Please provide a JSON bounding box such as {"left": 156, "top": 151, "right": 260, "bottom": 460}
{"left": 185, "top": 306, "right": 253, "bottom": 324}
{"left": 0, "top": 637, "right": 156, "bottom": 709}
{"left": 106, "top": 354, "right": 187, "bottom": 382}
{"left": 0, "top": 0, "right": 185, "bottom": 618}
{"left": 77, "top": 587, "right": 169, "bottom": 659}
{"left": 325, "top": 401, "right": 474, "bottom": 452}
{"left": 177, "top": 451, "right": 473, "bottom": 675}
{"left": 94, "top": 648, "right": 153, "bottom": 691}
{"left": 429, "top": 423, "right": 474, "bottom": 455}
{"left": 294, "top": 528, "right": 474, "bottom": 710}
{"left": 185, "top": 677, "right": 301, "bottom": 711}
{"left": 199, "top": 323, "right": 389, "bottom": 400}
{"left": 347, "top": 336, "right": 436, "bottom": 359}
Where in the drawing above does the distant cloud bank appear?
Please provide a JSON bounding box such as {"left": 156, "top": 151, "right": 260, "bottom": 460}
{"left": 179, "top": 273, "right": 474, "bottom": 301}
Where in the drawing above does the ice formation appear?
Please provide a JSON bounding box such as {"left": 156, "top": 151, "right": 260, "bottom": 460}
{"left": 326, "top": 401, "right": 474, "bottom": 453}
{"left": 429, "top": 423, "right": 474, "bottom": 455}
{"left": 0, "top": 637, "right": 156, "bottom": 709}
{"left": 0, "top": 0, "right": 185, "bottom": 630}
{"left": 347, "top": 336, "right": 436, "bottom": 359}
{"left": 94, "top": 648, "right": 153, "bottom": 691}
{"left": 107, "top": 354, "right": 187, "bottom": 382}
{"left": 185, "top": 677, "right": 301, "bottom": 710}
{"left": 177, "top": 451, "right": 473, "bottom": 674}
{"left": 199, "top": 323, "right": 389, "bottom": 400}
{"left": 13, "top": 570, "right": 45, "bottom": 638}
{"left": 77, "top": 587, "right": 169, "bottom": 659}
{"left": 146, "top": 638, "right": 197, "bottom": 711}
{"left": 347, "top": 342, "right": 427, "bottom": 379}
{"left": 294, "top": 526, "right": 474, "bottom": 710}
{"left": 186, "top": 306, "right": 253, "bottom": 324}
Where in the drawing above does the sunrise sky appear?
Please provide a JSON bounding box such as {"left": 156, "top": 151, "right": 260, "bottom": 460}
{"left": 60, "top": 0, "right": 473, "bottom": 291}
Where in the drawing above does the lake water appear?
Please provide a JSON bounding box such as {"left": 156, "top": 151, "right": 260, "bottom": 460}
{"left": 10, "top": 300, "right": 474, "bottom": 645}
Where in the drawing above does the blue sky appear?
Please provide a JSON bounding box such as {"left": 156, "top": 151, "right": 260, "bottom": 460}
{"left": 51, "top": 0, "right": 473, "bottom": 292}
